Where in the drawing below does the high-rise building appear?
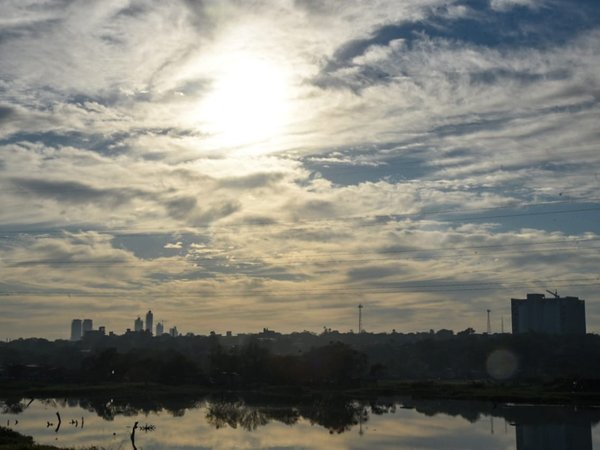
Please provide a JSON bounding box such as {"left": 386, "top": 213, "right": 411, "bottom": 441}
{"left": 146, "top": 310, "right": 153, "bottom": 335}
{"left": 169, "top": 326, "right": 178, "bottom": 337}
{"left": 70, "top": 319, "right": 82, "bottom": 341}
{"left": 82, "top": 319, "right": 93, "bottom": 336}
{"left": 511, "top": 293, "right": 586, "bottom": 335}
{"left": 134, "top": 317, "right": 144, "bottom": 332}
{"left": 156, "top": 321, "right": 164, "bottom": 336}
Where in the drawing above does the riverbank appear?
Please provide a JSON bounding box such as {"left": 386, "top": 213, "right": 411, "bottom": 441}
{"left": 0, "top": 426, "right": 101, "bottom": 450}
{"left": 2, "top": 379, "right": 600, "bottom": 406}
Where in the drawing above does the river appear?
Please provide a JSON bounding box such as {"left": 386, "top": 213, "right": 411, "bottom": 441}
{"left": 2, "top": 395, "right": 600, "bottom": 449}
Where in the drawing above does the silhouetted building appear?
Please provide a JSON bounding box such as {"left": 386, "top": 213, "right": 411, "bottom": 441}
{"left": 134, "top": 317, "right": 143, "bottom": 332}
{"left": 70, "top": 319, "right": 82, "bottom": 341}
{"left": 146, "top": 310, "right": 153, "bottom": 336}
{"left": 259, "top": 328, "right": 280, "bottom": 338}
{"left": 511, "top": 293, "right": 586, "bottom": 335}
{"left": 156, "top": 322, "right": 164, "bottom": 336}
{"left": 169, "top": 326, "right": 178, "bottom": 337}
{"left": 83, "top": 329, "right": 106, "bottom": 341}
{"left": 82, "top": 319, "right": 93, "bottom": 336}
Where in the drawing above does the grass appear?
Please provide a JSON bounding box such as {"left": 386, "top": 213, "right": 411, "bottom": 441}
{"left": 2, "top": 379, "right": 600, "bottom": 405}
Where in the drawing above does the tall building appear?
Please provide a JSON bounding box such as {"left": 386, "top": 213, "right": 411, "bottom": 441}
{"left": 169, "top": 326, "right": 178, "bottom": 337}
{"left": 82, "top": 319, "right": 93, "bottom": 336}
{"left": 134, "top": 317, "right": 144, "bottom": 332}
{"left": 146, "top": 310, "right": 153, "bottom": 335}
{"left": 511, "top": 293, "right": 586, "bottom": 335}
{"left": 70, "top": 319, "right": 82, "bottom": 341}
{"left": 156, "top": 321, "right": 164, "bottom": 336}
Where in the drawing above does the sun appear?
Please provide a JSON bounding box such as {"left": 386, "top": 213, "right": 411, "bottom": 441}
{"left": 198, "top": 54, "right": 292, "bottom": 151}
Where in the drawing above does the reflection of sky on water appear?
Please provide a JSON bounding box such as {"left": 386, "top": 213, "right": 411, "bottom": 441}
{"left": 3, "top": 398, "right": 600, "bottom": 449}
{"left": 0, "top": 399, "right": 523, "bottom": 450}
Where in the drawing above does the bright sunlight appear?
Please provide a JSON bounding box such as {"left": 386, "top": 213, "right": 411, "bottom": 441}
{"left": 198, "top": 54, "right": 292, "bottom": 151}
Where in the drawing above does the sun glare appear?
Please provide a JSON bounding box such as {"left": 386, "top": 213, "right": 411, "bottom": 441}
{"left": 198, "top": 54, "right": 292, "bottom": 151}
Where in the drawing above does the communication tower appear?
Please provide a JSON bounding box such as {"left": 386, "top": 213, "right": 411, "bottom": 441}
{"left": 358, "top": 304, "right": 363, "bottom": 333}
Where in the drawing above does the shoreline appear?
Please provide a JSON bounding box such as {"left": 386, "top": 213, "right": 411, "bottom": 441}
{"left": 2, "top": 380, "right": 600, "bottom": 406}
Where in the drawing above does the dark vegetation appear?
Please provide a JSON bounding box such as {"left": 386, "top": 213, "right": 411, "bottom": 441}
{"left": 0, "top": 426, "right": 101, "bottom": 450}
{"left": 2, "top": 330, "right": 600, "bottom": 397}
{"left": 4, "top": 331, "right": 600, "bottom": 449}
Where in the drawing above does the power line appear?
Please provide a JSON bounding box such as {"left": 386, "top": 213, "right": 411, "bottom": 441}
{"left": 0, "top": 278, "right": 598, "bottom": 298}
{"left": 3, "top": 246, "right": 600, "bottom": 268}
{"left": 2, "top": 143, "right": 598, "bottom": 192}
{"left": 2, "top": 238, "right": 599, "bottom": 267}
{"left": 0, "top": 199, "right": 599, "bottom": 237}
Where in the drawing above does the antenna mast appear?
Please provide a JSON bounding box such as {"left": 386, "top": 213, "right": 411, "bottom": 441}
{"left": 358, "top": 304, "right": 363, "bottom": 333}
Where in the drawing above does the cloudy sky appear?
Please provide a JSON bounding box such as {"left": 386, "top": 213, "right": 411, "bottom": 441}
{"left": 1, "top": 0, "right": 599, "bottom": 340}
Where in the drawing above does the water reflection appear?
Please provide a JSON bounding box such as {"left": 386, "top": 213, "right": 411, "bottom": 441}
{"left": 405, "top": 399, "right": 598, "bottom": 450}
{"left": 205, "top": 397, "right": 380, "bottom": 434}
{"left": 513, "top": 409, "right": 594, "bottom": 450}
{"left": 516, "top": 423, "right": 592, "bottom": 450}
{"left": 1, "top": 394, "right": 599, "bottom": 449}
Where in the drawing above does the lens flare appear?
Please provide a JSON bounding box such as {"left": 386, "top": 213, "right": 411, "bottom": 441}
{"left": 486, "top": 349, "right": 518, "bottom": 380}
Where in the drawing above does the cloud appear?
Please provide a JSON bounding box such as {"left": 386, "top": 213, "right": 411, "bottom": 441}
{"left": 0, "top": 1, "right": 599, "bottom": 338}
{"left": 218, "top": 172, "right": 286, "bottom": 190}
{"left": 165, "top": 196, "right": 199, "bottom": 221}
{"left": 0, "top": 105, "right": 16, "bottom": 123}
{"left": 490, "top": 0, "right": 543, "bottom": 12}
{"left": 347, "top": 265, "right": 403, "bottom": 282}
{"left": 9, "top": 177, "right": 147, "bottom": 207}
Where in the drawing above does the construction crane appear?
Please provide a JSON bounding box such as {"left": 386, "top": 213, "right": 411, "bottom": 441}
{"left": 545, "top": 289, "right": 559, "bottom": 298}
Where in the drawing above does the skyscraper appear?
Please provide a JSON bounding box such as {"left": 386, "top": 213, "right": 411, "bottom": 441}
{"left": 82, "top": 319, "right": 93, "bottom": 336}
{"left": 156, "top": 321, "right": 164, "bottom": 336}
{"left": 146, "top": 310, "right": 153, "bottom": 335}
{"left": 134, "top": 317, "right": 143, "bottom": 332}
{"left": 70, "top": 319, "right": 82, "bottom": 341}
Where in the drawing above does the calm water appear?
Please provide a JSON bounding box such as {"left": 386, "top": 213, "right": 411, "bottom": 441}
{"left": 2, "top": 395, "right": 600, "bottom": 449}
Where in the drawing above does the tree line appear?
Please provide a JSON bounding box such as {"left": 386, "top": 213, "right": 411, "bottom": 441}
{"left": 2, "top": 332, "right": 600, "bottom": 386}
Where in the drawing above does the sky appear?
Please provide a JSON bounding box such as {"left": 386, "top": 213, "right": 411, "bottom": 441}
{"left": 1, "top": 0, "right": 599, "bottom": 340}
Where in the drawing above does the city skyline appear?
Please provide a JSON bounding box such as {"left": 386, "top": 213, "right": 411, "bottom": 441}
{"left": 22, "top": 290, "right": 585, "bottom": 341}
{"left": 1, "top": 1, "right": 600, "bottom": 339}
{"left": 67, "top": 310, "right": 172, "bottom": 340}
